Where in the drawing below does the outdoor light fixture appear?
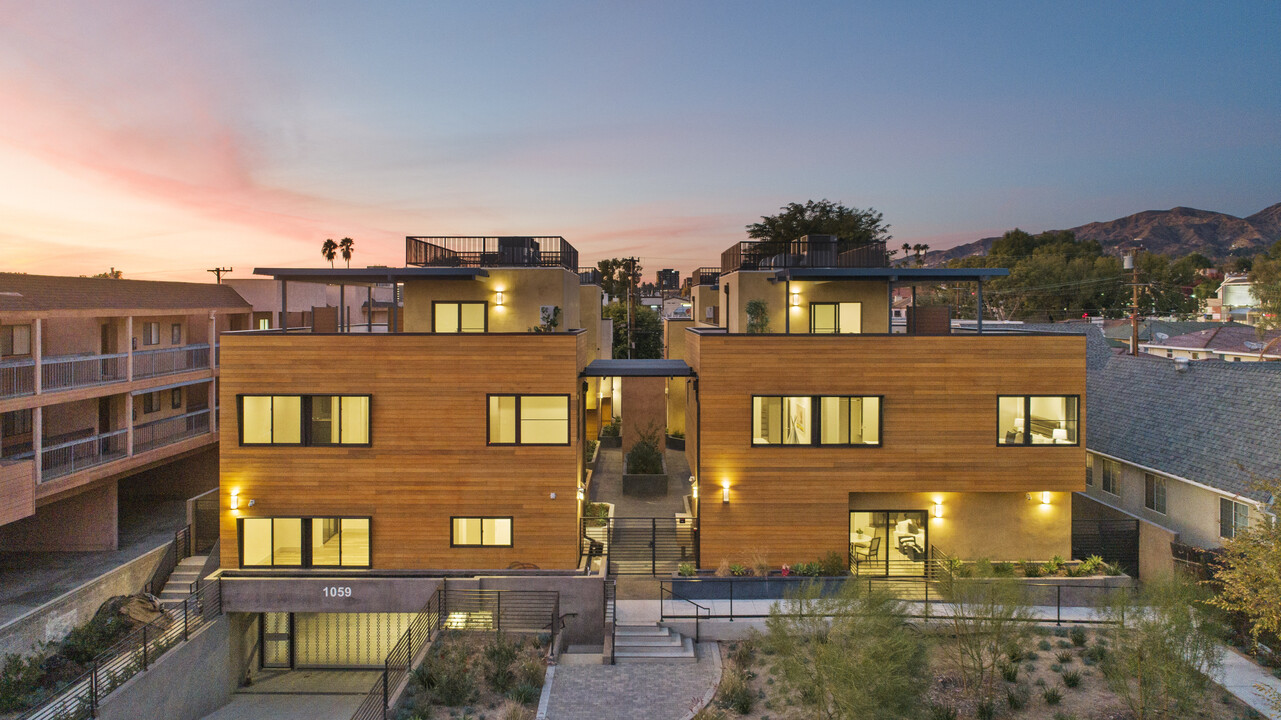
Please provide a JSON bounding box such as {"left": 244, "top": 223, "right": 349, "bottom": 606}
{"left": 576, "top": 487, "right": 584, "bottom": 501}
{"left": 495, "top": 291, "right": 505, "bottom": 306}
{"left": 790, "top": 291, "right": 801, "bottom": 306}
{"left": 933, "top": 502, "right": 943, "bottom": 519}
{"left": 1041, "top": 491, "right": 1052, "bottom": 505}
{"left": 229, "top": 489, "right": 240, "bottom": 510}
{"left": 721, "top": 480, "right": 730, "bottom": 503}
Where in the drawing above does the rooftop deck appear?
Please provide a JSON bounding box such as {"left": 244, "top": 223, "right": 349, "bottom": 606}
{"left": 721, "top": 235, "right": 888, "bottom": 274}
{"left": 405, "top": 236, "right": 579, "bottom": 270}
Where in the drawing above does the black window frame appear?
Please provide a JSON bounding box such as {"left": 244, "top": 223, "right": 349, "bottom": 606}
{"left": 431, "top": 301, "right": 489, "bottom": 333}
{"left": 236, "top": 394, "right": 373, "bottom": 447}
{"left": 996, "top": 395, "right": 1080, "bottom": 447}
{"left": 1219, "top": 498, "right": 1249, "bottom": 539}
{"left": 1144, "top": 472, "right": 1167, "bottom": 514}
{"left": 2, "top": 408, "right": 33, "bottom": 437}
{"left": 1101, "top": 458, "right": 1120, "bottom": 496}
{"left": 236, "top": 515, "right": 373, "bottom": 569}
{"left": 808, "top": 301, "right": 863, "bottom": 334}
{"left": 750, "top": 395, "right": 884, "bottom": 448}
{"left": 486, "top": 394, "right": 571, "bottom": 446}
{"left": 1085, "top": 453, "right": 1094, "bottom": 486}
{"left": 449, "top": 516, "right": 515, "bottom": 548}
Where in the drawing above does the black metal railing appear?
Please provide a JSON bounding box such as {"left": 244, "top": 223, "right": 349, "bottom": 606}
{"left": 721, "top": 237, "right": 888, "bottom": 274}
{"left": 578, "top": 267, "right": 601, "bottom": 285}
{"left": 18, "top": 580, "right": 222, "bottom": 720}
{"left": 581, "top": 517, "right": 697, "bottom": 576}
{"left": 351, "top": 588, "right": 444, "bottom": 720}
{"left": 405, "top": 236, "right": 578, "bottom": 270}
{"left": 658, "top": 584, "right": 710, "bottom": 643}
{"left": 603, "top": 579, "right": 617, "bottom": 665}
{"left": 144, "top": 525, "right": 193, "bottom": 596}
{"left": 693, "top": 267, "right": 721, "bottom": 286}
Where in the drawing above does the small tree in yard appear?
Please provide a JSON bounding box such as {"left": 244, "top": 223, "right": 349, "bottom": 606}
{"left": 745, "top": 299, "right": 770, "bottom": 333}
{"left": 1211, "top": 477, "right": 1281, "bottom": 652}
{"left": 762, "top": 581, "right": 927, "bottom": 720}
{"left": 1096, "top": 578, "right": 1224, "bottom": 720}
{"left": 939, "top": 577, "right": 1035, "bottom": 707}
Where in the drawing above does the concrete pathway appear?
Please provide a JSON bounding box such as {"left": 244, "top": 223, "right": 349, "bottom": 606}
{"left": 590, "top": 447, "right": 691, "bottom": 517}
{"left": 0, "top": 499, "right": 187, "bottom": 625}
{"left": 1215, "top": 646, "right": 1281, "bottom": 718}
{"left": 200, "top": 670, "right": 378, "bottom": 720}
{"left": 541, "top": 642, "right": 721, "bottom": 720}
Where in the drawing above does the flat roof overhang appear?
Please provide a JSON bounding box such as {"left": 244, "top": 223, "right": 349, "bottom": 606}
{"left": 582, "top": 359, "right": 693, "bottom": 377}
{"left": 772, "top": 267, "right": 1010, "bottom": 282}
{"left": 254, "top": 267, "right": 488, "bottom": 284}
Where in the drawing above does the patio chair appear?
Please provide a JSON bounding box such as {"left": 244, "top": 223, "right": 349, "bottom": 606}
{"left": 853, "top": 536, "right": 881, "bottom": 567}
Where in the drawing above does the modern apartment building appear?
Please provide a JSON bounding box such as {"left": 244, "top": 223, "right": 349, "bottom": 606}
{"left": 0, "top": 274, "right": 250, "bottom": 550}
{"left": 678, "top": 235, "right": 1087, "bottom": 573}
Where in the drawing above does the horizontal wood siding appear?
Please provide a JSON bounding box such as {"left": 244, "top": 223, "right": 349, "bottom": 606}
{"left": 218, "top": 333, "right": 583, "bottom": 571}
{"left": 689, "top": 333, "right": 1087, "bottom": 567}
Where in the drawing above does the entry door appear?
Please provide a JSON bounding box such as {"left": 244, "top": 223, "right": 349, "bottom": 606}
{"left": 261, "top": 612, "right": 292, "bottom": 668}
{"left": 850, "top": 510, "right": 928, "bottom": 576}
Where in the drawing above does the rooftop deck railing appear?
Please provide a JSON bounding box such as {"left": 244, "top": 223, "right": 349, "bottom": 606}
{"left": 693, "top": 267, "right": 721, "bottom": 286}
{"left": 133, "top": 408, "right": 212, "bottom": 455}
{"left": 406, "top": 236, "right": 579, "bottom": 270}
{"left": 578, "top": 267, "right": 602, "bottom": 285}
{"left": 41, "top": 352, "right": 128, "bottom": 392}
{"left": 133, "top": 344, "right": 211, "bottom": 379}
{"left": 721, "top": 238, "right": 888, "bottom": 274}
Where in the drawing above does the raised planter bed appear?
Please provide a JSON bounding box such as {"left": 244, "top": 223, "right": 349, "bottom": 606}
{"left": 670, "top": 573, "right": 849, "bottom": 600}
{"left": 665, "top": 434, "right": 685, "bottom": 450}
{"left": 622, "top": 455, "right": 667, "bottom": 497}
{"left": 597, "top": 434, "right": 621, "bottom": 448}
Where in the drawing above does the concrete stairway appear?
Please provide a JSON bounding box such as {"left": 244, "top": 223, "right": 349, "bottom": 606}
{"left": 613, "top": 623, "right": 696, "bottom": 663}
{"left": 157, "top": 556, "right": 206, "bottom": 608}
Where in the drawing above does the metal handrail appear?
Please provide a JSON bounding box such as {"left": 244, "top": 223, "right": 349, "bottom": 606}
{"left": 40, "top": 352, "right": 128, "bottom": 392}
{"left": 658, "top": 583, "right": 711, "bottom": 642}
{"left": 40, "top": 429, "right": 128, "bottom": 481}
{"left": 133, "top": 408, "right": 212, "bottom": 454}
{"left": 132, "top": 343, "right": 211, "bottom": 379}
{"left": 406, "top": 236, "right": 578, "bottom": 270}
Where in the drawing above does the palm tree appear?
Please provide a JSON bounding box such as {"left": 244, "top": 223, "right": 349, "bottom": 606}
{"left": 339, "top": 237, "right": 355, "bottom": 268}
{"left": 321, "top": 238, "right": 337, "bottom": 268}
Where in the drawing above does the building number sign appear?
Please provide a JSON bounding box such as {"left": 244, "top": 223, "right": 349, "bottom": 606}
{"left": 323, "top": 586, "right": 353, "bottom": 598}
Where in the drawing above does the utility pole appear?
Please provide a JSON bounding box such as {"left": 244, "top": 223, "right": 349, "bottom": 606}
{"left": 1125, "top": 248, "right": 1141, "bottom": 356}
{"left": 207, "top": 267, "right": 233, "bottom": 284}
{"left": 627, "top": 257, "right": 636, "bottom": 359}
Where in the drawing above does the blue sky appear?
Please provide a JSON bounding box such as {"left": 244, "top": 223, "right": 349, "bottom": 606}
{"left": 1, "top": 1, "right": 1278, "bottom": 279}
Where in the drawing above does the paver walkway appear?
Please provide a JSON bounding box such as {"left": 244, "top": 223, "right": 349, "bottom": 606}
{"left": 542, "top": 643, "right": 721, "bottom": 720}
{"left": 590, "top": 446, "right": 691, "bottom": 516}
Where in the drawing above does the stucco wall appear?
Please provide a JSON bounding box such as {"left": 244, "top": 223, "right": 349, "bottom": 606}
{"left": 692, "top": 285, "right": 720, "bottom": 326}
{"left": 402, "top": 268, "right": 581, "bottom": 334}
{"left": 97, "top": 616, "right": 237, "bottom": 720}
{"left": 620, "top": 376, "right": 666, "bottom": 455}
{"left": 722, "top": 272, "right": 890, "bottom": 334}
{"left": 846, "top": 491, "right": 1071, "bottom": 563}
{"left": 0, "top": 482, "right": 118, "bottom": 551}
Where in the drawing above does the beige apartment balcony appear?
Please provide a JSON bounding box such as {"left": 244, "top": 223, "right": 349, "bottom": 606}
{"left": 0, "top": 344, "right": 217, "bottom": 401}
{"left": 133, "top": 343, "right": 212, "bottom": 379}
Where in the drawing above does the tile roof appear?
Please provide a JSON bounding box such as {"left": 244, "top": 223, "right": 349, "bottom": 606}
{"left": 1088, "top": 355, "right": 1281, "bottom": 504}
{"left": 0, "top": 273, "right": 251, "bottom": 314}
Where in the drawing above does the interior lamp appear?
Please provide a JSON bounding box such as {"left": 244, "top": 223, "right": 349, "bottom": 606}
{"left": 1013, "top": 417, "right": 1025, "bottom": 432}
{"left": 721, "top": 480, "right": 730, "bottom": 503}
{"left": 1052, "top": 428, "right": 1069, "bottom": 443}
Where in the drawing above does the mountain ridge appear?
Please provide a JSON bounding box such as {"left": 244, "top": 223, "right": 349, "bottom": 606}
{"left": 925, "top": 202, "right": 1281, "bottom": 265}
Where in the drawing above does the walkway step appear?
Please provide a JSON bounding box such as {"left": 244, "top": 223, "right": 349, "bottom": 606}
{"left": 614, "top": 624, "right": 673, "bottom": 637}
{"left": 615, "top": 636, "right": 696, "bottom": 664}
{"left": 178, "top": 556, "right": 207, "bottom": 567}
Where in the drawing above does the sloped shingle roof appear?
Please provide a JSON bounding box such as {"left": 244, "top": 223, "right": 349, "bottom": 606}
{"left": 1088, "top": 355, "right": 1281, "bottom": 504}
{"left": 0, "top": 273, "right": 250, "bottom": 314}
{"left": 1144, "top": 324, "right": 1281, "bottom": 356}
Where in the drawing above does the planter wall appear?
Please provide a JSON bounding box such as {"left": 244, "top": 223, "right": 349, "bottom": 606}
{"left": 665, "top": 435, "right": 685, "bottom": 451}
{"left": 622, "top": 456, "right": 667, "bottom": 497}
{"left": 670, "top": 575, "right": 848, "bottom": 600}
{"left": 598, "top": 435, "right": 621, "bottom": 448}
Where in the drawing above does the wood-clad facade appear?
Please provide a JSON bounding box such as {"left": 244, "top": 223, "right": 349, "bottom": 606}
{"left": 218, "top": 331, "right": 587, "bottom": 571}
{"left": 686, "top": 330, "right": 1087, "bottom": 568}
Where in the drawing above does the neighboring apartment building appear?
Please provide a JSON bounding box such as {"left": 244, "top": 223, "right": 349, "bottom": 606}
{"left": 0, "top": 274, "right": 250, "bottom": 550}
{"left": 1082, "top": 355, "right": 1278, "bottom": 577}
{"left": 1203, "top": 273, "right": 1259, "bottom": 323}
{"left": 1140, "top": 324, "right": 1281, "bottom": 362}
{"left": 678, "top": 235, "right": 1086, "bottom": 572}
{"left": 657, "top": 268, "right": 680, "bottom": 293}
{"left": 690, "top": 267, "right": 720, "bottom": 326}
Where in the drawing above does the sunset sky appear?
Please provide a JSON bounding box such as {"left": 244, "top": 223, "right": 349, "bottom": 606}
{"left": 2, "top": 1, "right": 1279, "bottom": 282}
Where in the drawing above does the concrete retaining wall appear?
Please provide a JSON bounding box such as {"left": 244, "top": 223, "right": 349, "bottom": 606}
{"left": 97, "top": 617, "right": 236, "bottom": 720}
{"left": 0, "top": 543, "right": 169, "bottom": 657}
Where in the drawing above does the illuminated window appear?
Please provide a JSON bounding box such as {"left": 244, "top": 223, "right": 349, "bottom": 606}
{"left": 239, "top": 516, "right": 370, "bottom": 568}
{"left": 754, "top": 395, "right": 880, "bottom": 447}
{"left": 240, "top": 395, "right": 369, "bottom": 446}
{"left": 488, "top": 395, "right": 569, "bottom": 445}
{"left": 997, "top": 396, "right": 1078, "bottom": 446}
{"left": 433, "top": 302, "right": 487, "bottom": 333}
{"left": 809, "top": 302, "right": 862, "bottom": 334}
{"left": 451, "top": 517, "right": 513, "bottom": 547}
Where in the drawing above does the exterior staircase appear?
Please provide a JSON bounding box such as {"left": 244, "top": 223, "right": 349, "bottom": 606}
{"left": 157, "top": 556, "right": 207, "bottom": 608}
{"left": 613, "top": 623, "right": 696, "bottom": 663}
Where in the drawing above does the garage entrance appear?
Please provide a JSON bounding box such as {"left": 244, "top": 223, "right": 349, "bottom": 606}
{"left": 259, "top": 612, "right": 415, "bottom": 670}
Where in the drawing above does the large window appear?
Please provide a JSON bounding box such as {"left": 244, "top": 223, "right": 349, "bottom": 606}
{"left": 239, "top": 395, "right": 370, "bottom": 446}
{"left": 487, "top": 395, "right": 569, "bottom": 445}
{"left": 239, "top": 517, "right": 370, "bottom": 568}
{"left": 997, "top": 395, "right": 1079, "bottom": 446}
{"left": 809, "top": 302, "right": 862, "bottom": 334}
{"left": 142, "top": 391, "right": 161, "bottom": 414}
{"left": 142, "top": 322, "right": 160, "bottom": 346}
{"left": 0, "top": 324, "right": 31, "bottom": 357}
{"left": 451, "top": 517, "right": 513, "bottom": 547}
{"left": 1144, "top": 473, "right": 1167, "bottom": 514}
{"left": 1101, "top": 458, "right": 1120, "bottom": 495}
{"left": 1220, "top": 499, "right": 1249, "bottom": 539}
{"left": 752, "top": 395, "right": 881, "bottom": 447}
{"left": 433, "top": 302, "right": 487, "bottom": 333}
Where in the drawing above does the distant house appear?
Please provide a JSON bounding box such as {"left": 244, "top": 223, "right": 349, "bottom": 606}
{"left": 1102, "top": 319, "right": 1246, "bottom": 352}
{"left": 1139, "top": 324, "right": 1281, "bottom": 362}
{"left": 1082, "top": 355, "right": 1279, "bottom": 577}
{"left": 1203, "top": 274, "right": 1259, "bottom": 323}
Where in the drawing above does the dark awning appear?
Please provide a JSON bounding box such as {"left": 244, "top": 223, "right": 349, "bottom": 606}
{"left": 582, "top": 359, "right": 694, "bottom": 377}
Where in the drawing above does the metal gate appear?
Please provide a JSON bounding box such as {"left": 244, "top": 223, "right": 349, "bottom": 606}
{"left": 1072, "top": 518, "right": 1140, "bottom": 578}
{"left": 582, "top": 517, "right": 696, "bottom": 575}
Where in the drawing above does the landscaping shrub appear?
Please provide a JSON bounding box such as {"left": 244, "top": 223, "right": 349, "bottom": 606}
{"left": 413, "top": 643, "right": 476, "bottom": 706}
{"left": 1057, "top": 650, "right": 1074, "bottom": 663}
{"left": 1021, "top": 560, "right": 1045, "bottom": 578}
{"left": 509, "top": 682, "right": 540, "bottom": 706}
{"left": 999, "top": 660, "right": 1019, "bottom": 682}
{"left": 625, "top": 427, "right": 664, "bottom": 474}
{"left": 1062, "top": 669, "right": 1082, "bottom": 688}
{"left": 748, "top": 549, "right": 771, "bottom": 577}
{"left": 1046, "top": 555, "right": 1066, "bottom": 574}
{"left": 483, "top": 633, "right": 518, "bottom": 693}
{"left": 714, "top": 559, "right": 731, "bottom": 577}
{"left": 975, "top": 698, "right": 997, "bottom": 719}
{"left": 1038, "top": 639, "right": 1052, "bottom": 651}
{"left": 584, "top": 502, "right": 609, "bottom": 528}
{"left": 60, "top": 608, "right": 132, "bottom": 665}
{"left": 719, "top": 666, "right": 754, "bottom": 714}
{"left": 0, "top": 653, "right": 44, "bottom": 712}
{"left": 1006, "top": 682, "right": 1030, "bottom": 709}
{"left": 678, "top": 562, "right": 696, "bottom": 577}
{"left": 600, "top": 421, "right": 620, "bottom": 438}
{"left": 927, "top": 704, "right": 958, "bottom": 720}
{"left": 729, "top": 638, "right": 757, "bottom": 668}
{"left": 817, "top": 551, "right": 847, "bottom": 577}
{"left": 517, "top": 658, "right": 544, "bottom": 689}
{"left": 992, "top": 561, "right": 1015, "bottom": 577}
{"left": 1069, "top": 627, "right": 1087, "bottom": 647}
{"left": 1043, "top": 686, "right": 1063, "bottom": 705}
{"left": 1078, "top": 555, "right": 1103, "bottom": 575}
{"left": 729, "top": 564, "right": 749, "bottom": 577}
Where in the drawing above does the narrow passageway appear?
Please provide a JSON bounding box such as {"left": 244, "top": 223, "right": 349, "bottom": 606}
{"left": 589, "top": 446, "right": 692, "bottom": 517}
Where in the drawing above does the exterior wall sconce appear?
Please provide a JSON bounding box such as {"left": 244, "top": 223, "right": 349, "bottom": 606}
{"left": 933, "top": 502, "right": 943, "bottom": 518}
{"left": 576, "top": 486, "right": 584, "bottom": 501}
{"left": 1041, "top": 491, "right": 1052, "bottom": 505}
{"left": 721, "top": 480, "right": 730, "bottom": 503}
{"left": 495, "top": 291, "right": 505, "bottom": 306}
{"left": 230, "top": 489, "right": 240, "bottom": 510}
{"left": 789, "top": 291, "right": 801, "bottom": 307}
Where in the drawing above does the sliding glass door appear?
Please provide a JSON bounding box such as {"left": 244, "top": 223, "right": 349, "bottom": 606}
{"left": 849, "top": 510, "right": 928, "bottom": 576}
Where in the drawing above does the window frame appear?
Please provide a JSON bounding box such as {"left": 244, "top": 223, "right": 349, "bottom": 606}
{"left": 750, "top": 394, "right": 884, "bottom": 448}
{"left": 1, "top": 324, "right": 32, "bottom": 357}
{"left": 485, "top": 394, "right": 571, "bottom": 446}
{"left": 1101, "top": 458, "right": 1120, "bottom": 496}
{"left": 431, "top": 301, "right": 489, "bottom": 333}
{"left": 1220, "top": 498, "right": 1249, "bottom": 539}
{"left": 170, "top": 388, "right": 182, "bottom": 410}
{"left": 1144, "top": 472, "right": 1167, "bottom": 515}
{"left": 449, "top": 516, "right": 515, "bottom": 548}
{"left": 171, "top": 323, "right": 182, "bottom": 344}
{"left": 237, "top": 515, "right": 373, "bottom": 569}
{"left": 236, "top": 394, "right": 373, "bottom": 447}
{"left": 1085, "top": 454, "right": 1094, "bottom": 487}
{"left": 808, "top": 302, "right": 863, "bottom": 334}
{"left": 142, "top": 322, "right": 160, "bottom": 346}
{"left": 996, "top": 395, "right": 1081, "bottom": 447}
{"left": 142, "top": 391, "right": 160, "bottom": 414}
